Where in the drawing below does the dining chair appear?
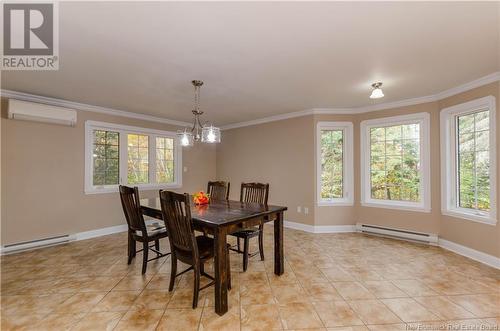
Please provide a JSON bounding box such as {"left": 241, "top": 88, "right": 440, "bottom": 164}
{"left": 119, "top": 185, "right": 170, "bottom": 274}
{"left": 207, "top": 181, "right": 230, "bottom": 201}
{"left": 159, "top": 190, "right": 231, "bottom": 309}
{"left": 229, "top": 182, "right": 269, "bottom": 271}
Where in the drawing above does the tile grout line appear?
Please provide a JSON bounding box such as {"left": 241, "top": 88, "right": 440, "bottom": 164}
{"left": 109, "top": 256, "right": 168, "bottom": 330}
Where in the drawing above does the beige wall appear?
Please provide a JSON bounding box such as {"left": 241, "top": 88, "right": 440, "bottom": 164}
{"left": 313, "top": 114, "right": 358, "bottom": 226}
{"left": 437, "top": 83, "right": 500, "bottom": 257}
{"left": 2, "top": 82, "right": 499, "bottom": 257}
{"left": 216, "top": 82, "right": 500, "bottom": 257}
{"left": 216, "top": 116, "right": 315, "bottom": 225}
{"left": 355, "top": 102, "right": 442, "bottom": 235}
{"left": 1, "top": 98, "right": 216, "bottom": 245}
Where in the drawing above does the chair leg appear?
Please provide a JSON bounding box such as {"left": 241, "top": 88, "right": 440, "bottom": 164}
{"left": 227, "top": 250, "right": 232, "bottom": 290}
{"left": 193, "top": 263, "right": 200, "bottom": 309}
{"left": 127, "top": 233, "right": 133, "bottom": 265}
{"left": 258, "top": 225, "right": 265, "bottom": 261}
{"left": 243, "top": 238, "right": 249, "bottom": 272}
{"left": 142, "top": 241, "right": 148, "bottom": 274}
{"left": 131, "top": 237, "right": 136, "bottom": 258}
{"left": 155, "top": 240, "right": 160, "bottom": 257}
{"left": 169, "top": 253, "right": 177, "bottom": 292}
{"left": 237, "top": 237, "right": 241, "bottom": 252}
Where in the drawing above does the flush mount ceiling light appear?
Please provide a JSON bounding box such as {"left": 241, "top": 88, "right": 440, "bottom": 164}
{"left": 178, "top": 80, "right": 221, "bottom": 147}
{"left": 369, "top": 82, "right": 384, "bottom": 99}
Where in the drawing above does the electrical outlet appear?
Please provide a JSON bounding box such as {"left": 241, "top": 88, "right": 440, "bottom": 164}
{"left": 183, "top": 166, "right": 188, "bottom": 172}
{"left": 297, "top": 206, "right": 301, "bottom": 213}
{"left": 304, "top": 207, "right": 309, "bottom": 214}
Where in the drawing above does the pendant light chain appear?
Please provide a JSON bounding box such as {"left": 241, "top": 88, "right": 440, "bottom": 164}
{"left": 194, "top": 83, "right": 200, "bottom": 113}
{"left": 177, "top": 80, "right": 221, "bottom": 147}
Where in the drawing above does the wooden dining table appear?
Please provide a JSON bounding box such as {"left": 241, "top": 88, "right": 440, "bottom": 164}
{"left": 140, "top": 198, "right": 287, "bottom": 315}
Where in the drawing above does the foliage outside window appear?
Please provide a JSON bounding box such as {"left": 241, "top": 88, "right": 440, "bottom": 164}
{"left": 156, "top": 137, "right": 175, "bottom": 183}
{"left": 317, "top": 122, "right": 353, "bottom": 206}
{"left": 457, "top": 111, "right": 490, "bottom": 211}
{"left": 92, "top": 130, "right": 119, "bottom": 185}
{"left": 320, "top": 130, "right": 343, "bottom": 199}
{"left": 127, "top": 134, "right": 149, "bottom": 184}
{"left": 361, "top": 113, "right": 430, "bottom": 212}
{"left": 370, "top": 123, "right": 420, "bottom": 202}
{"left": 85, "top": 121, "right": 181, "bottom": 194}
{"left": 440, "top": 96, "right": 496, "bottom": 224}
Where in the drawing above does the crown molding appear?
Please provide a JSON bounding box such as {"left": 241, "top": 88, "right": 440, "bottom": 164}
{"left": 2, "top": 71, "right": 499, "bottom": 131}
{"left": 220, "top": 109, "right": 315, "bottom": 130}
{"left": 435, "top": 71, "right": 500, "bottom": 100}
{"left": 221, "top": 71, "right": 500, "bottom": 130}
{"left": 221, "top": 107, "right": 362, "bottom": 130}
{"left": 0, "top": 89, "right": 192, "bottom": 128}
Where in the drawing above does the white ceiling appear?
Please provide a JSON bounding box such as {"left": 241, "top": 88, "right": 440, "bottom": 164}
{"left": 2, "top": 1, "right": 499, "bottom": 126}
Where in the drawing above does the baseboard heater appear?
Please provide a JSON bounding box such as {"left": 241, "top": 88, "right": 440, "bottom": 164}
{"left": 356, "top": 223, "right": 438, "bottom": 245}
{"left": 1, "top": 234, "right": 76, "bottom": 255}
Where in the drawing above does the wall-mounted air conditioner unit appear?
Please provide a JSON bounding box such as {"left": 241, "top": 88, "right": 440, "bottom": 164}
{"left": 8, "top": 99, "right": 77, "bottom": 127}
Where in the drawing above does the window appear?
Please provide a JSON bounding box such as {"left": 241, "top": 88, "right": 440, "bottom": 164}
{"left": 316, "top": 122, "right": 354, "bottom": 206}
{"left": 440, "top": 96, "right": 497, "bottom": 224}
{"left": 127, "top": 134, "right": 149, "bottom": 184}
{"left": 85, "top": 121, "right": 182, "bottom": 194}
{"left": 156, "top": 137, "right": 175, "bottom": 183}
{"left": 361, "top": 113, "right": 431, "bottom": 212}
{"left": 92, "top": 130, "right": 119, "bottom": 186}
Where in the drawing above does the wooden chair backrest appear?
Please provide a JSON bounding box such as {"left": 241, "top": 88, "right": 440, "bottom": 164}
{"left": 159, "top": 190, "right": 198, "bottom": 254}
{"left": 207, "top": 181, "right": 230, "bottom": 201}
{"left": 240, "top": 182, "right": 269, "bottom": 205}
{"left": 119, "top": 185, "right": 147, "bottom": 234}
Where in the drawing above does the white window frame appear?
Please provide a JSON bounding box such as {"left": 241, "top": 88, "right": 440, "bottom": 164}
{"left": 316, "top": 121, "right": 354, "bottom": 206}
{"left": 360, "top": 112, "right": 431, "bottom": 212}
{"left": 84, "top": 120, "right": 182, "bottom": 194}
{"left": 440, "top": 96, "right": 497, "bottom": 225}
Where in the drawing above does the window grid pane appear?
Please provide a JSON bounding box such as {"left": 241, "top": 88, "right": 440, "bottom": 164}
{"left": 156, "top": 137, "right": 175, "bottom": 183}
{"left": 93, "top": 130, "right": 119, "bottom": 186}
{"left": 457, "top": 110, "right": 490, "bottom": 211}
{"left": 320, "top": 129, "right": 344, "bottom": 199}
{"left": 127, "top": 134, "right": 149, "bottom": 184}
{"left": 369, "top": 123, "right": 420, "bottom": 202}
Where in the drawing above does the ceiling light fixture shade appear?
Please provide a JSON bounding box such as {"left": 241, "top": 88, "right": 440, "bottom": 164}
{"left": 201, "top": 125, "right": 221, "bottom": 143}
{"left": 370, "top": 82, "right": 384, "bottom": 99}
{"left": 179, "top": 130, "right": 194, "bottom": 147}
{"left": 177, "top": 80, "right": 221, "bottom": 147}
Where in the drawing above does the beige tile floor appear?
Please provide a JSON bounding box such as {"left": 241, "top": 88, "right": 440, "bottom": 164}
{"left": 1, "top": 226, "right": 499, "bottom": 331}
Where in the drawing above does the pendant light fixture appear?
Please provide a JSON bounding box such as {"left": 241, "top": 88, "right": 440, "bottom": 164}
{"left": 178, "top": 80, "right": 221, "bottom": 147}
{"left": 369, "top": 82, "right": 384, "bottom": 99}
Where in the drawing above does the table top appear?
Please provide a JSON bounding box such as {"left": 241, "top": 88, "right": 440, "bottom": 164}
{"left": 141, "top": 198, "right": 287, "bottom": 227}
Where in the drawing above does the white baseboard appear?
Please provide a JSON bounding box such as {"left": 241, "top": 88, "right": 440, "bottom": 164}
{"left": 284, "top": 220, "right": 356, "bottom": 233}
{"left": 284, "top": 220, "right": 499, "bottom": 270}
{"left": 1, "top": 224, "right": 128, "bottom": 255}
{"left": 75, "top": 224, "right": 128, "bottom": 241}
{"left": 439, "top": 238, "right": 500, "bottom": 269}
{"left": 4, "top": 220, "right": 499, "bottom": 270}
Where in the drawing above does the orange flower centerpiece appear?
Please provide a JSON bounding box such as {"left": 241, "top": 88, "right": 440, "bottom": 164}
{"left": 193, "top": 191, "right": 210, "bottom": 205}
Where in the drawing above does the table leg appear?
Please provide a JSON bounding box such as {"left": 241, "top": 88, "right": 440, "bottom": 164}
{"left": 274, "top": 211, "right": 284, "bottom": 275}
{"left": 214, "top": 226, "right": 228, "bottom": 315}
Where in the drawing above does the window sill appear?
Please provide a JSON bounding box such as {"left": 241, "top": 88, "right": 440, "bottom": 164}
{"left": 85, "top": 183, "right": 182, "bottom": 195}
{"left": 441, "top": 209, "right": 497, "bottom": 226}
{"left": 361, "top": 200, "right": 430, "bottom": 213}
{"left": 317, "top": 200, "right": 354, "bottom": 207}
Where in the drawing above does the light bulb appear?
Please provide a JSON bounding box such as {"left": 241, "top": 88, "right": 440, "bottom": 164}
{"left": 207, "top": 129, "right": 216, "bottom": 142}
{"left": 181, "top": 134, "right": 189, "bottom": 146}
